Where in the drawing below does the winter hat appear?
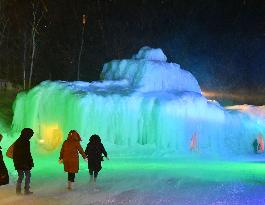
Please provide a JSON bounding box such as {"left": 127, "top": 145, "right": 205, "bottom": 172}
{"left": 89, "top": 134, "right": 101, "bottom": 143}
{"left": 21, "top": 128, "right": 34, "bottom": 139}
{"left": 69, "top": 130, "right": 82, "bottom": 141}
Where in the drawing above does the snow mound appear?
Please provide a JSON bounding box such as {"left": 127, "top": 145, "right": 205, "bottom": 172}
{"left": 101, "top": 47, "right": 201, "bottom": 93}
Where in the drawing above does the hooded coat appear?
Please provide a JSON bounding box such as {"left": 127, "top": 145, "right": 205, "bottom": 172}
{"left": 0, "top": 146, "right": 9, "bottom": 185}
{"left": 85, "top": 135, "right": 108, "bottom": 172}
{"left": 59, "top": 131, "right": 86, "bottom": 173}
{"left": 13, "top": 128, "right": 34, "bottom": 171}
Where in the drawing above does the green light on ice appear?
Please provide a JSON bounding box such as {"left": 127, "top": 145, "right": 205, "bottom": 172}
{"left": 104, "top": 159, "right": 265, "bottom": 182}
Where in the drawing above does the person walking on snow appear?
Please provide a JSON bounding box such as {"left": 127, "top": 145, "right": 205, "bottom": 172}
{"left": 85, "top": 134, "right": 109, "bottom": 186}
{"left": 59, "top": 130, "right": 87, "bottom": 190}
{"left": 13, "top": 128, "right": 34, "bottom": 195}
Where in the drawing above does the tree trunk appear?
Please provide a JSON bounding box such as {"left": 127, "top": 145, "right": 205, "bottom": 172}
{"left": 77, "top": 25, "right": 84, "bottom": 80}
{"left": 28, "top": 31, "right": 35, "bottom": 88}
{"left": 23, "top": 31, "right": 27, "bottom": 90}
{"left": 28, "top": 0, "right": 44, "bottom": 88}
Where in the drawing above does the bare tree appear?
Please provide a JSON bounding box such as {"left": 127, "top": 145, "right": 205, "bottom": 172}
{"left": 77, "top": 14, "right": 86, "bottom": 80}
{"left": 22, "top": 31, "right": 28, "bottom": 90}
{"left": 28, "top": 0, "right": 47, "bottom": 88}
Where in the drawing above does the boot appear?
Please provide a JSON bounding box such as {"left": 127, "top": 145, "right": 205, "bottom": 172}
{"left": 24, "top": 186, "right": 33, "bottom": 195}
{"left": 16, "top": 189, "right": 21, "bottom": 195}
{"left": 89, "top": 175, "right": 93, "bottom": 184}
{"left": 16, "top": 184, "right": 22, "bottom": 195}
{"left": 24, "top": 189, "right": 33, "bottom": 195}
{"left": 67, "top": 181, "right": 73, "bottom": 191}
{"left": 89, "top": 176, "right": 96, "bottom": 187}
{"left": 93, "top": 177, "right": 99, "bottom": 191}
{"left": 24, "top": 183, "right": 33, "bottom": 195}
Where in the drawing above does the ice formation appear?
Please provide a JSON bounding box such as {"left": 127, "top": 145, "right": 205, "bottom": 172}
{"left": 0, "top": 119, "right": 5, "bottom": 131}
{"left": 101, "top": 46, "right": 201, "bottom": 93}
{"left": 0, "top": 118, "right": 7, "bottom": 137}
{"left": 11, "top": 47, "right": 265, "bottom": 157}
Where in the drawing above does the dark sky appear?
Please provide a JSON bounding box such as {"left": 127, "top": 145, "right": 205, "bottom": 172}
{"left": 1, "top": 0, "right": 265, "bottom": 103}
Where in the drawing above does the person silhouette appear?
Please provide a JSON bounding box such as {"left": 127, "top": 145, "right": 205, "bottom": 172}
{"left": 85, "top": 134, "right": 109, "bottom": 186}
{"left": 257, "top": 134, "right": 264, "bottom": 153}
{"left": 13, "top": 128, "right": 34, "bottom": 195}
{"left": 0, "top": 133, "right": 9, "bottom": 186}
{"left": 59, "top": 130, "right": 87, "bottom": 190}
{"left": 253, "top": 138, "right": 258, "bottom": 153}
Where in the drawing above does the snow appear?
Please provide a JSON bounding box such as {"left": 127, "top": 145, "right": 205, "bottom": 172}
{"left": 1, "top": 157, "right": 265, "bottom": 205}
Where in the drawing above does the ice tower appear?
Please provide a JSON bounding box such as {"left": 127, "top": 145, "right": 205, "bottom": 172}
{"left": 12, "top": 47, "right": 265, "bottom": 157}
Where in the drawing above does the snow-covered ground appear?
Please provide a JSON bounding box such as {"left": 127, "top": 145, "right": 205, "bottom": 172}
{"left": 1, "top": 156, "right": 265, "bottom": 205}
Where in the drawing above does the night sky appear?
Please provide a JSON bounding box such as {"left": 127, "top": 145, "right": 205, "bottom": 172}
{"left": 0, "top": 0, "right": 265, "bottom": 103}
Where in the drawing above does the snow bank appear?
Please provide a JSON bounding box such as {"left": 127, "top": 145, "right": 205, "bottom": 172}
{"left": 226, "top": 104, "right": 265, "bottom": 118}
{"left": 11, "top": 47, "right": 265, "bottom": 157}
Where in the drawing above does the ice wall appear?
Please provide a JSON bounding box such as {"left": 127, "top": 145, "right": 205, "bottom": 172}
{"left": 0, "top": 119, "right": 6, "bottom": 135}
{"left": 11, "top": 47, "right": 265, "bottom": 157}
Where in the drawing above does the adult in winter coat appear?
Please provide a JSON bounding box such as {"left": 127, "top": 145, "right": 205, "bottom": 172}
{"left": 0, "top": 134, "right": 9, "bottom": 186}
{"left": 59, "top": 130, "right": 87, "bottom": 190}
{"left": 13, "top": 128, "right": 34, "bottom": 195}
{"left": 85, "top": 134, "right": 109, "bottom": 184}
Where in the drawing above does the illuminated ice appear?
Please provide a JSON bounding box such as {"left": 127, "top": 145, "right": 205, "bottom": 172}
{"left": 11, "top": 47, "right": 265, "bottom": 157}
{"left": 101, "top": 46, "right": 201, "bottom": 93}
{"left": 0, "top": 119, "right": 5, "bottom": 132}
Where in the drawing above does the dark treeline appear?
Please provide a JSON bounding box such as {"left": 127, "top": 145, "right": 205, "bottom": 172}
{"left": 0, "top": 0, "right": 264, "bottom": 93}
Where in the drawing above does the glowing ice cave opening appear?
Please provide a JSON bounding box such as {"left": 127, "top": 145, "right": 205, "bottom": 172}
{"left": 11, "top": 46, "right": 265, "bottom": 157}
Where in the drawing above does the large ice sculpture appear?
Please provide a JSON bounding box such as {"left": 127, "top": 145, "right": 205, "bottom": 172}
{"left": 11, "top": 47, "right": 265, "bottom": 156}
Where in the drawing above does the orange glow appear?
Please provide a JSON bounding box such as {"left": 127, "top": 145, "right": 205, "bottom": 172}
{"left": 39, "top": 124, "right": 63, "bottom": 151}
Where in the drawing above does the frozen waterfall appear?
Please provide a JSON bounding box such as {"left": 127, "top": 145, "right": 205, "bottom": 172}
{"left": 11, "top": 47, "right": 265, "bottom": 157}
